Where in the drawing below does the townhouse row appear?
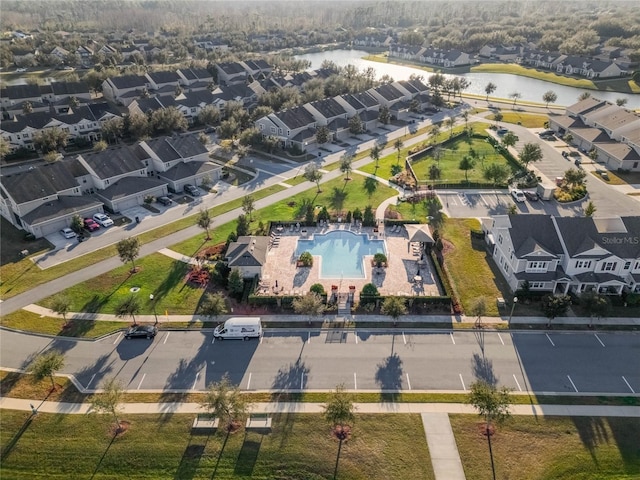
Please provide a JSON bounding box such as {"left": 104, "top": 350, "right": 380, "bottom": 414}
{"left": 484, "top": 214, "right": 640, "bottom": 297}
{"left": 0, "top": 132, "right": 221, "bottom": 238}
{"left": 548, "top": 97, "right": 640, "bottom": 172}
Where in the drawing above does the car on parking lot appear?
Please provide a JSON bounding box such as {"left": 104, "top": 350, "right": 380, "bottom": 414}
{"left": 538, "top": 129, "right": 554, "bottom": 137}
{"left": 124, "top": 325, "right": 158, "bottom": 339}
{"left": 84, "top": 218, "right": 100, "bottom": 231}
{"left": 184, "top": 184, "right": 200, "bottom": 196}
{"left": 60, "top": 227, "right": 77, "bottom": 239}
{"left": 157, "top": 196, "right": 172, "bottom": 206}
{"left": 16, "top": 67, "right": 27, "bottom": 72}
{"left": 93, "top": 213, "right": 114, "bottom": 227}
{"left": 510, "top": 189, "right": 526, "bottom": 203}
{"left": 524, "top": 191, "right": 539, "bottom": 201}
{"left": 497, "top": 128, "right": 509, "bottom": 135}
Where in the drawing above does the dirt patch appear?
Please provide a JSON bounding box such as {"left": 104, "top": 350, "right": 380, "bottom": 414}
{"left": 109, "top": 420, "right": 131, "bottom": 438}
{"left": 477, "top": 422, "right": 496, "bottom": 437}
{"left": 332, "top": 425, "right": 352, "bottom": 441}
{"left": 441, "top": 239, "right": 455, "bottom": 256}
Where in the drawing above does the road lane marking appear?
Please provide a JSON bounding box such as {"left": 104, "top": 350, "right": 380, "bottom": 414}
{"left": 545, "top": 333, "right": 555, "bottom": 347}
{"left": 459, "top": 374, "right": 466, "bottom": 391}
{"left": 307, "top": 331, "right": 311, "bottom": 344}
{"left": 137, "top": 373, "right": 146, "bottom": 390}
{"left": 113, "top": 332, "right": 122, "bottom": 344}
{"left": 450, "top": 332, "right": 456, "bottom": 345}
{"left": 163, "top": 332, "right": 170, "bottom": 344}
{"left": 86, "top": 374, "right": 96, "bottom": 389}
{"left": 622, "top": 376, "right": 635, "bottom": 394}
{"left": 247, "top": 372, "right": 252, "bottom": 390}
{"left": 402, "top": 331, "right": 407, "bottom": 345}
{"left": 567, "top": 375, "right": 578, "bottom": 392}
{"left": 513, "top": 374, "right": 522, "bottom": 392}
{"left": 406, "top": 373, "right": 412, "bottom": 390}
{"left": 498, "top": 333, "right": 504, "bottom": 345}
{"left": 192, "top": 372, "right": 200, "bottom": 391}
{"left": 594, "top": 334, "right": 605, "bottom": 347}
{"left": 354, "top": 372, "right": 357, "bottom": 390}
{"left": 301, "top": 372, "right": 305, "bottom": 389}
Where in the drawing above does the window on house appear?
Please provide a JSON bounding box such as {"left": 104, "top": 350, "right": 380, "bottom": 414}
{"left": 270, "top": 126, "right": 275, "bottom": 134}
{"left": 601, "top": 262, "right": 617, "bottom": 272}
{"left": 635, "top": 261, "right": 640, "bottom": 270}
{"left": 503, "top": 263, "right": 509, "bottom": 274}
{"left": 575, "top": 260, "right": 592, "bottom": 269}
{"left": 529, "top": 282, "right": 544, "bottom": 289}
{"left": 526, "top": 261, "right": 548, "bottom": 272}
{"left": 498, "top": 234, "right": 503, "bottom": 245}
{"left": 623, "top": 261, "right": 631, "bottom": 270}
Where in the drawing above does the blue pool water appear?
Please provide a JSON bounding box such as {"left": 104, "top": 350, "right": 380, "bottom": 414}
{"left": 296, "top": 230, "right": 386, "bottom": 278}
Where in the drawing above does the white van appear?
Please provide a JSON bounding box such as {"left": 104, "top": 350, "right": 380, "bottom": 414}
{"left": 213, "top": 317, "right": 262, "bottom": 340}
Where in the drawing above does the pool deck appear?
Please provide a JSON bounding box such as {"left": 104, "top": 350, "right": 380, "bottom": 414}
{"left": 259, "top": 224, "right": 444, "bottom": 298}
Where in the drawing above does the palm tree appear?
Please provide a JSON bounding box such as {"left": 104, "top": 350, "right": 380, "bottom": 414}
{"left": 484, "top": 82, "right": 497, "bottom": 101}
{"left": 509, "top": 92, "right": 521, "bottom": 108}
{"left": 393, "top": 138, "right": 403, "bottom": 164}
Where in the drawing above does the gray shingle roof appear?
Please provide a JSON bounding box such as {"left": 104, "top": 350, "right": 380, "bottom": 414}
{"left": 308, "top": 98, "right": 347, "bottom": 119}
{"left": 1, "top": 161, "right": 80, "bottom": 204}
{"left": 108, "top": 75, "right": 148, "bottom": 89}
{"left": 226, "top": 236, "right": 269, "bottom": 267}
{"left": 554, "top": 216, "right": 640, "bottom": 259}
{"left": 160, "top": 161, "right": 219, "bottom": 181}
{"left": 20, "top": 195, "right": 103, "bottom": 225}
{"left": 276, "top": 106, "right": 316, "bottom": 130}
{"left": 147, "top": 70, "right": 181, "bottom": 85}
{"left": 508, "top": 215, "right": 563, "bottom": 258}
{"left": 80, "top": 146, "right": 146, "bottom": 179}
{"left": 96, "top": 176, "right": 167, "bottom": 201}
{"left": 143, "top": 134, "right": 208, "bottom": 163}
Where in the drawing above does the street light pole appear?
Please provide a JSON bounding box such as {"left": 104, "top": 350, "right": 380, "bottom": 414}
{"left": 508, "top": 296, "right": 518, "bottom": 326}
{"left": 149, "top": 294, "right": 158, "bottom": 325}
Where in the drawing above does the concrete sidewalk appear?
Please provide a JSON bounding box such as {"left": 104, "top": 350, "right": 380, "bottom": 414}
{"left": 422, "top": 413, "right": 466, "bottom": 480}
{"left": 18, "top": 303, "right": 640, "bottom": 327}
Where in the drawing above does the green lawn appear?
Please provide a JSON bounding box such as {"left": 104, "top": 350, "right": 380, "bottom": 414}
{"left": 410, "top": 136, "right": 516, "bottom": 185}
{"left": 0, "top": 310, "right": 126, "bottom": 338}
{"left": 471, "top": 63, "right": 597, "bottom": 89}
{"left": 451, "top": 415, "right": 640, "bottom": 480}
{"left": 441, "top": 218, "right": 503, "bottom": 316}
{"left": 0, "top": 411, "right": 434, "bottom": 480}
{"left": 491, "top": 111, "right": 550, "bottom": 128}
{"left": 38, "top": 253, "right": 204, "bottom": 316}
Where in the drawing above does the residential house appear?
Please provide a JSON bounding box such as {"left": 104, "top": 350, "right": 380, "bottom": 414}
{"left": 177, "top": 67, "right": 214, "bottom": 88}
{"left": 215, "top": 62, "right": 247, "bottom": 86}
{"left": 0, "top": 160, "right": 102, "bottom": 237}
{"left": 194, "top": 38, "right": 229, "bottom": 51}
{"left": 304, "top": 98, "right": 349, "bottom": 140}
{"left": 49, "top": 46, "right": 70, "bottom": 61}
{"left": 240, "top": 59, "right": 272, "bottom": 78}
{"left": 225, "top": 236, "right": 269, "bottom": 278}
{"left": 77, "top": 146, "right": 167, "bottom": 212}
{"left": 101, "top": 75, "right": 150, "bottom": 105}
{"left": 255, "top": 105, "right": 317, "bottom": 151}
{"left": 11, "top": 48, "right": 36, "bottom": 66}
{"left": 478, "top": 44, "right": 523, "bottom": 62}
{"left": 484, "top": 214, "right": 640, "bottom": 296}
{"left": 353, "top": 33, "right": 394, "bottom": 49}
{"left": 138, "top": 133, "right": 221, "bottom": 192}
{"left": 145, "top": 70, "right": 182, "bottom": 92}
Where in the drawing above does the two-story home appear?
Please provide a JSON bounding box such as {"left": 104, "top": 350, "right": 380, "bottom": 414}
{"left": 145, "top": 70, "right": 182, "bottom": 93}
{"left": 177, "top": 67, "right": 214, "bottom": 89}
{"left": 101, "top": 75, "right": 150, "bottom": 106}
{"left": 304, "top": 98, "right": 350, "bottom": 141}
{"left": 215, "top": 62, "right": 248, "bottom": 86}
{"left": 484, "top": 214, "right": 640, "bottom": 296}
{"left": 0, "top": 160, "right": 103, "bottom": 237}
{"left": 138, "top": 133, "right": 221, "bottom": 193}
{"left": 255, "top": 106, "right": 317, "bottom": 151}
{"left": 77, "top": 146, "right": 167, "bottom": 212}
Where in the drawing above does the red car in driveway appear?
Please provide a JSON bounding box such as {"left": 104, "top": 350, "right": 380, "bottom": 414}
{"left": 84, "top": 218, "right": 100, "bottom": 232}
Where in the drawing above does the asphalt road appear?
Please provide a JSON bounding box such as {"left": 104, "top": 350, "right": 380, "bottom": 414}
{"left": 2, "top": 329, "right": 638, "bottom": 395}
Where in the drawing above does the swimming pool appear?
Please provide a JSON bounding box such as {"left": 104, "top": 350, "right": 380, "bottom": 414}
{"left": 296, "top": 230, "right": 386, "bottom": 278}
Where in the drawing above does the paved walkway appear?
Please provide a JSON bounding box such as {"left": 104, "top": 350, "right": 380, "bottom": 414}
{"left": 422, "top": 413, "right": 466, "bottom": 480}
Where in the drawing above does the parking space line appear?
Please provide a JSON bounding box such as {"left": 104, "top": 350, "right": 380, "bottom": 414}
{"left": 307, "top": 331, "right": 311, "bottom": 344}
{"left": 406, "top": 373, "right": 412, "bottom": 390}
{"left": 113, "top": 332, "right": 122, "bottom": 344}
{"left": 402, "top": 331, "right": 407, "bottom": 345}
{"left": 622, "top": 376, "right": 635, "bottom": 394}
{"left": 86, "top": 374, "right": 96, "bottom": 390}
{"left": 301, "top": 372, "right": 305, "bottom": 389}
{"left": 192, "top": 372, "right": 200, "bottom": 391}
{"left": 450, "top": 332, "right": 456, "bottom": 345}
{"left": 354, "top": 332, "right": 358, "bottom": 344}
{"left": 247, "top": 372, "right": 252, "bottom": 390}
{"left": 567, "top": 375, "right": 578, "bottom": 392}
{"left": 211, "top": 335, "right": 216, "bottom": 344}
{"left": 260, "top": 334, "right": 263, "bottom": 344}
{"left": 513, "top": 374, "right": 522, "bottom": 392}
{"left": 498, "top": 333, "right": 504, "bottom": 345}
{"left": 545, "top": 333, "right": 555, "bottom": 347}
{"left": 163, "top": 332, "right": 170, "bottom": 344}
{"left": 137, "top": 373, "right": 146, "bottom": 390}
{"left": 354, "top": 372, "right": 357, "bottom": 390}
{"left": 459, "top": 374, "right": 466, "bottom": 391}
{"left": 594, "top": 334, "right": 605, "bottom": 347}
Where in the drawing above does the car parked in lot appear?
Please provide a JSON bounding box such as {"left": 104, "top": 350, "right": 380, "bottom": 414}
{"left": 84, "top": 218, "right": 100, "bottom": 231}
{"left": 497, "top": 128, "right": 509, "bottom": 135}
{"left": 93, "top": 213, "right": 114, "bottom": 227}
{"left": 16, "top": 67, "right": 27, "bottom": 72}
{"left": 60, "top": 227, "right": 77, "bottom": 239}
{"left": 511, "top": 189, "right": 526, "bottom": 203}
{"left": 157, "top": 196, "right": 172, "bottom": 206}
{"left": 524, "top": 191, "right": 539, "bottom": 201}
{"left": 124, "top": 325, "right": 157, "bottom": 339}
{"left": 184, "top": 184, "right": 200, "bottom": 196}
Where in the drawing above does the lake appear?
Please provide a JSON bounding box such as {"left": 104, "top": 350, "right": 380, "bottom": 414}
{"left": 296, "top": 49, "right": 640, "bottom": 109}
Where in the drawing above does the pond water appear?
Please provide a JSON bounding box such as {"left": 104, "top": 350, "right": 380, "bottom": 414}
{"left": 297, "top": 49, "right": 640, "bottom": 109}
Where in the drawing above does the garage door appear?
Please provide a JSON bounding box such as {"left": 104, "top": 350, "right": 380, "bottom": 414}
{"left": 39, "top": 218, "right": 70, "bottom": 237}
{"left": 113, "top": 196, "right": 140, "bottom": 212}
